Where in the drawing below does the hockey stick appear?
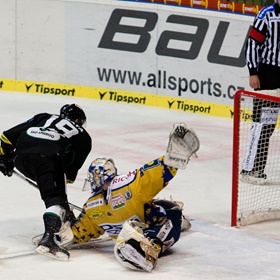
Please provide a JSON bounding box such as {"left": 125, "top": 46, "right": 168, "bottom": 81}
{"left": 0, "top": 250, "right": 37, "bottom": 260}
{"left": 0, "top": 237, "right": 115, "bottom": 260}
{"left": 32, "top": 234, "right": 114, "bottom": 249}
{"left": 13, "top": 170, "right": 82, "bottom": 211}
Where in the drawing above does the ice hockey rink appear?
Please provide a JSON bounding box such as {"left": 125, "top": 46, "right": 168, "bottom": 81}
{"left": 1, "top": 90, "right": 280, "bottom": 280}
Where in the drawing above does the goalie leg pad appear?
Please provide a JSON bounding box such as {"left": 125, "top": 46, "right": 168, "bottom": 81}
{"left": 114, "top": 221, "right": 160, "bottom": 272}
{"left": 115, "top": 242, "right": 154, "bottom": 272}
{"left": 164, "top": 122, "right": 200, "bottom": 169}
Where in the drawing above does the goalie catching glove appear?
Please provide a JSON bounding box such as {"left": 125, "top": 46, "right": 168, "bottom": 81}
{"left": 114, "top": 220, "right": 161, "bottom": 273}
{"left": 164, "top": 122, "right": 200, "bottom": 169}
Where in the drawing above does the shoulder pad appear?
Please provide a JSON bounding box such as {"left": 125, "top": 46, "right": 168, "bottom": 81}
{"left": 257, "top": 4, "right": 275, "bottom": 20}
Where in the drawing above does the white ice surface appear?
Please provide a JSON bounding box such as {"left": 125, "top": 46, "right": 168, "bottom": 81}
{"left": 0, "top": 91, "right": 280, "bottom": 280}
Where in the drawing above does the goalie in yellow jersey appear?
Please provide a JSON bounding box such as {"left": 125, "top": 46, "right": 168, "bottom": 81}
{"left": 56, "top": 123, "right": 199, "bottom": 272}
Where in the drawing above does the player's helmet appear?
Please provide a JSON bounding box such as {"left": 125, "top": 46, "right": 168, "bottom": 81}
{"left": 83, "top": 157, "right": 117, "bottom": 192}
{"left": 60, "top": 104, "right": 86, "bottom": 127}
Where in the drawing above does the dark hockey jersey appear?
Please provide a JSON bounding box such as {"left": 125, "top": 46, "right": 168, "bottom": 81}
{"left": 0, "top": 113, "right": 91, "bottom": 182}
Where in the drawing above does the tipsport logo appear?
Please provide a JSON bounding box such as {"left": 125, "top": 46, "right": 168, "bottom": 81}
{"left": 99, "top": 91, "right": 146, "bottom": 104}
{"left": 168, "top": 99, "right": 211, "bottom": 114}
{"left": 25, "top": 83, "right": 75, "bottom": 96}
{"left": 229, "top": 109, "right": 252, "bottom": 121}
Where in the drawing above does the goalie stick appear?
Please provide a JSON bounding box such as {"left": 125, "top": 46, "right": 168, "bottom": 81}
{"left": 13, "top": 170, "right": 82, "bottom": 212}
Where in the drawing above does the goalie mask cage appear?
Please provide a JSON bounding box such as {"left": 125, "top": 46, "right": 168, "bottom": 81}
{"left": 232, "top": 89, "right": 280, "bottom": 227}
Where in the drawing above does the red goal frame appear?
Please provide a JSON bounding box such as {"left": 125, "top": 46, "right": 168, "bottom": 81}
{"left": 231, "top": 89, "right": 280, "bottom": 227}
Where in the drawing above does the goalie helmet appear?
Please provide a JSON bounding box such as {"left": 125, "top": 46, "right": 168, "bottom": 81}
{"left": 84, "top": 157, "right": 117, "bottom": 192}
{"left": 60, "top": 104, "right": 87, "bottom": 127}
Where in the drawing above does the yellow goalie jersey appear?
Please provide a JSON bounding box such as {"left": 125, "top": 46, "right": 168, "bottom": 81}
{"left": 72, "top": 156, "right": 177, "bottom": 243}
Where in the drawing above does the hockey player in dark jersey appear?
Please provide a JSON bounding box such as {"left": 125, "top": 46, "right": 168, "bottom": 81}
{"left": 0, "top": 104, "right": 92, "bottom": 260}
{"left": 241, "top": 0, "right": 280, "bottom": 184}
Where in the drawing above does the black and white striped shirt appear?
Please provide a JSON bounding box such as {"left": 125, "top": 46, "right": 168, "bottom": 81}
{"left": 245, "top": 3, "right": 280, "bottom": 75}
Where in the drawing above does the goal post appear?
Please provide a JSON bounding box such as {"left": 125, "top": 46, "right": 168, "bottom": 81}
{"left": 232, "top": 89, "right": 280, "bottom": 227}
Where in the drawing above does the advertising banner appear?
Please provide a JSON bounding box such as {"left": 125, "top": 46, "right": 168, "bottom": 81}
{"left": 0, "top": 0, "right": 254, "bottom": 117}
{"left": 64, "top": 2, "right": 253, "bottom": 106}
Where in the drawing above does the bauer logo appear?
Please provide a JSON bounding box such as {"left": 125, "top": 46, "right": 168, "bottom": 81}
{"left": 98, "top": 8, "right": 248, "bottom": 67}
{"left": 25, "top": 83, "right": 75, "bottom": 96}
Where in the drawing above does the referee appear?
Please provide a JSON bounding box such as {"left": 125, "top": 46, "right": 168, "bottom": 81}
{"left": 241, "top": 0, "right": 280, "bottom": 183}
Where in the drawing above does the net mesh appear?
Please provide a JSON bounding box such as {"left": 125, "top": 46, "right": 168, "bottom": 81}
{"left": 236, "top": 89, "right": 280, "bottom": 225}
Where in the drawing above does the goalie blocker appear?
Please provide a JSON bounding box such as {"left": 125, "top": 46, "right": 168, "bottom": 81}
{"left": 164, "top": 123, "right": 199, "bottom": 169}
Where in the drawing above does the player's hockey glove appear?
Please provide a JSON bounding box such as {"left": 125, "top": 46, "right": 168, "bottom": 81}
{"left": 0, "top": 153, "right": 14, "bottom": 177}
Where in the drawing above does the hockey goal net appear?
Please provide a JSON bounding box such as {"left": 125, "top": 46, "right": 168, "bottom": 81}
{"left": 232, "top": 89, "right": 280, "bottom": 226}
